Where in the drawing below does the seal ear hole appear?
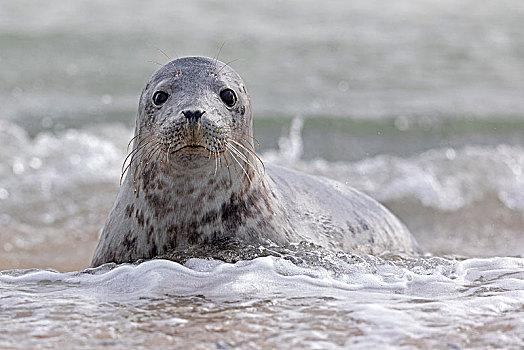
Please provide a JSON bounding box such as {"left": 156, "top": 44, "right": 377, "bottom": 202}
{"left": 220, "top": 89, "right": 237, "bottom": 107}
{"left": 152, "top": 91, "right": 169, "bottom": 107}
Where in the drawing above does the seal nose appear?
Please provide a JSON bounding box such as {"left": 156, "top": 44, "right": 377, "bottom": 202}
{"left": 182, "top": 110, "right": 205, "bottom": 124}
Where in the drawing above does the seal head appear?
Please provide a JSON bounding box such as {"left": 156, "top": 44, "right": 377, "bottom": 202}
{"left": 91, "top": 57, "right": 293, "bottom": 266}
{"left": 138, "top": 56, "right": 252, "bottom": 171}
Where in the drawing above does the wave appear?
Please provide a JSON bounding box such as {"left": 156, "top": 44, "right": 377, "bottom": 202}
{"left": 1, "top": 255, "right": 522, "bottom": 348}
{"left": 1, "top": 254, "right": 523, "bottom": 301}
{"left": 263, "top": 117, "right": 524, "bottom": 213}
{"left": 1, "top": 119, "right": 524, "bottom": 261}
{"left": 3, "top": 119, "right": 524, "bottom": 214}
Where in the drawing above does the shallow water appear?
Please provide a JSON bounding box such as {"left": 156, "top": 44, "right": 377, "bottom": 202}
{"left": 1, "top": 0, "right": 524, "bottom": 349}
{"left": 2, "top": 255, "right": 523, "bottom": 349}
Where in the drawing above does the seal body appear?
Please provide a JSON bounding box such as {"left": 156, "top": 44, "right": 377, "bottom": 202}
{"left": 90, "top": 56, "right": 418, "bottom": 267}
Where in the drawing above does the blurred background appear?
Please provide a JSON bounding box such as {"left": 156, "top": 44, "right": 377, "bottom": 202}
{"left": 1, "top": 0, "right": 523, "bottom": 270}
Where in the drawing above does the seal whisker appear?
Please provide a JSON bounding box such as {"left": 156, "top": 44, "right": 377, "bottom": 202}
{"left": 215, "top": 58, "right": 241, "bottom": 76}
{"left": 211, "top": 42, "right": 226, "bottom": 74}
{"left": 214, "top": 149, "right": 219, "bottom": 176}
{"left": 228, "top": 131, "right": 261, "bottom": 151}
{"left": 154, "top": 47, "right": 180, "bottom": 76}
{"left": 223, "top": 152, "right": 233, "bottom": 187}
{"left": 121, "top": 147, "right": 152, "bottom": 185}
{"left": 126, "top": 135, "right": 156, "bottom": 158}
{"left": 149, "top": 60, "right": 178, "bottom": 80}
{"left": 226, "top": 143, "right": 253, "bottom": 186}
{"left": 159, "top": 149, "right": 165, "bottom": 172}
{"left": 217, "top": 149, "right": 224, "bottom": 170}
{"left": 120, "top": 139, "right": 157, "bottom": 185}
{"left": 127, "top": 131, "right": 155, "bottom": 151}
{"left": 222, "top": 137, "right": 246, "bottom": 184}
{"left": 224, "top": 150, "right": 244, "bottom": 187}
{"left": 145, "top": 146, "right": 164, "bottom": 185}
{"left": 155, "top": 147, "right": 165, "bottom": 176}
{"left": 226, "top": 141, "right": 263, "bottom": 181}
{"left": 132, "top": 150, "right": 149, "bottom": 190}
{"left": 216, "top": 139, "right": 233, "bottom": 186}
{"left": 227, "top": 134, "right": 258, "bottom": 156}
{"left": 132, "top": 141, "right": 161, "bottom": 189}
{"left": 226, "top": 139, "right": 254, "bottom": 166}
{"left": 133, "top": 147, "right": 159, "bottom": 191}
{"left": 161, "top": 149, "right": 168, "bottom": 175}
{"left": 223, "top": 122, "right": 260, "bottom": 147}
{"left": 230, "top": 138, "right": 265, "bottom": 176}
{"left": 138, "top": 143, "right": 163, "bottom": 181}
{"left": 122, "top": 138, "right": 156, "bottom": 174}
{"left": 142, "top": 151, "right": 159, "bottom": 185}
{"left": 133, "top": 136, "right": 158, "bottom": 152}
{"left": 226, "top": 133, "right": 257, "bottom": 153}
{"left": 165, "top": 148, "right": 172, "bottom": 170}
{"left": 227, "top": 138, "right": 265, "bottom": 177}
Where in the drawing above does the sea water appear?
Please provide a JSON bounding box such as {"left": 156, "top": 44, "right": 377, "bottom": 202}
{"left": 1, "top": 1, "right": 523, "bottom": 349}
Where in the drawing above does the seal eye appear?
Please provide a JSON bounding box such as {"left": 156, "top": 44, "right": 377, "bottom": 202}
{"left": 152, "top": 91, "right": 169, "bottom": 106}
{"left": 220, "top": 89, "right": 237, "bottom": 107}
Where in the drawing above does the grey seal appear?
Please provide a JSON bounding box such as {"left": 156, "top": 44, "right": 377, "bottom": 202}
{"left": 90, "top": 56, "right": 419, "bottom": 267}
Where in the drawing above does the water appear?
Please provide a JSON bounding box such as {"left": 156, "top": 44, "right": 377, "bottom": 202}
{"left": 1, "top": 0, "right": 524, "bottom": 348}
{"left": 1, "top": 255, "right": 523, "bottom": 349}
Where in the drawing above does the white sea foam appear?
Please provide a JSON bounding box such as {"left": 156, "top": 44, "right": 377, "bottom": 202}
{"left": 264, "top": 127, "right": 524, "bottom": 213}
{"left": 0, "top": 256, "right": 523, "bottom": 348}
{"left": 2, "top": 255, "right": 522, "bottom": 299}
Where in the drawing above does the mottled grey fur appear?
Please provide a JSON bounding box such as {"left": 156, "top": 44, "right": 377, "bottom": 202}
{"left": 90, "top": 56, "right": 419, "bottom": 267}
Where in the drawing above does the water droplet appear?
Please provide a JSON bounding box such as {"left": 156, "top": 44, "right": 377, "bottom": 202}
{"left": 29, "top": 157, "right": 42, "bottom": 169}
{"left": 337, "top": 80, "right": 349, "bottom": 92}
{"left": 445, "top": 148, "right": 456, "bottom": 160}
{"left": 14, "top": 237, "right": 25, "bottom": 248}
{"left": 42, "top": 213, "right": 55, "bottom": 224}
{"left": 0, "top": 188, "right": 9, "bottom": 200}
{"left": 12, "top": 160, "right": 25, "bottom": 175}
{"left": 394, "top": 116, "right": 410, "bottom": 131}
{"left": 3, "top": 242, "right": 13, "bottom": 252}
{"left": 101, "top": 94, "right": 113, "bottom": 105}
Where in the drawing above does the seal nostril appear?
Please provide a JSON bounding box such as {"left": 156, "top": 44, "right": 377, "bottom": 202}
{"left": 182, "top": 110, "right": 205, "bottom": 124}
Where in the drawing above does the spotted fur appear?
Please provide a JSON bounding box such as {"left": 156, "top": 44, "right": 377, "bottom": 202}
{"left": 90, "top": 56, "right": 419, "bottom": 267}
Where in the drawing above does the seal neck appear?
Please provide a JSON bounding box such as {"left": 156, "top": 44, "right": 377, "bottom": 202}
{"left": 128, "top": 154, "right": 288, "bottom": 248}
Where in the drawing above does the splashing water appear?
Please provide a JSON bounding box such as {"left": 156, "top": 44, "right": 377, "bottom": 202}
{"left": 1, "top": 252, "right": 523, "bottom": 349}
{"left": 2, "top": 0, "right": 524, "bottom": 348}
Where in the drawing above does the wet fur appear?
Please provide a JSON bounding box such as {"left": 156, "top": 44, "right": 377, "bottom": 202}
{"left": 90, "top": 56, "right": 419, "bottom": 267}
